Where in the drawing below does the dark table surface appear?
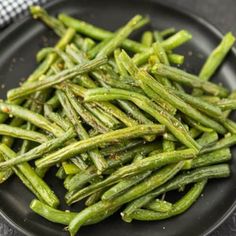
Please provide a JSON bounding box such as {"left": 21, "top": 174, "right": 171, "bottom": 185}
{"left": 1, "top": 0, "right": 236, "bottom": 235}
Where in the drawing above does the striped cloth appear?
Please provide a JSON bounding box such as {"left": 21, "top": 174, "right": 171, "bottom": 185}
{"left": 0, "top": 0, "right": 47, "bottom": 28}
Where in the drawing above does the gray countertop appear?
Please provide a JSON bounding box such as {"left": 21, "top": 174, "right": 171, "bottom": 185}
{"left": 1, "top": 0, "right": 236, "bottom": 235}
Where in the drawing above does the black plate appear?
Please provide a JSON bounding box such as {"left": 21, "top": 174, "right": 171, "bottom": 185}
{"left": 1, "top": 0, "right": 236, "bottom": 235}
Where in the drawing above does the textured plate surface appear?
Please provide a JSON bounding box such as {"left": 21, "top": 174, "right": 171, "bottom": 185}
{"left": 0, "top": 0, "right": 236, "bottom": 235}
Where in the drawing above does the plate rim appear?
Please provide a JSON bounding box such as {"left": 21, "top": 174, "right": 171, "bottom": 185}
{"left": 0, "top": 0, "right": 236, "bottom": 235}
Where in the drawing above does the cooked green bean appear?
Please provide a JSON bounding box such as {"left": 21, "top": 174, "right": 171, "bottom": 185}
{"left": 199, "top": 32, "right": 235, "bottom": 81}
{"left": 35, "top": 124, "right": 165, "bottom": 169}
{"left": 119, "top": 51, "right": 226, "bottom": 133}
{"left": 0, "top": 8, "right": 234, "bottom": 235}
{"left": 30, "top": 199, "right": 118, "bottom": 226}
{"left": 0, "top": 124, "right": 49, "bottom": 143}
{"left": 66, "top": 142, "right": 159, "bottom": 192}
{"left": 0, "top": 102, "right": 63, "bottom": 137}
{"left": 168, "top": 53, "right": 184, "bottom": 65}
{"left": 85, "top": 88, "right": 200, "bottom": 150}
{"left": 0, "top": 144, "right": 59, "bottom": 208}
{"left": 65, "top": 87, "right": 109, "bottom": 133}
{"left": 130, "top": 180, "right": 207, "bottom": 221}
{"left": 96, "top": 15, "right": 143, "bottom": 58}
{"left": 145, "top": 199, "right": 172, "bottom": 212}
{"left": 0, "top": 128, "right": 75, "bottom": 170}
{"left": 183, "top": 148, "right": 231, "bottom": 170}
{"left": 141, "top": 31, "right": 153, "bottom": 47}
{"left": 7, "top": 57, "right": 107, "bottom": 101}
{"left": 102, "top": 154, "right": 151, "bottom": 200}
{"left": 68, "top": 162, "right": 184, "bottom": 235}
{"left": 122, "top": 164, "right": 229, "bottom": 220}
{"left": 151, "top": 63, "right": 229, "bottom": 97}
{"left": 57, "top": 90, "right": 108, "bottom": 173}
{"left": 201, "top": 133, "right": 236, "bottom": 153}
{"left": 66, "top": 150, "right": 194, "bottom": 204}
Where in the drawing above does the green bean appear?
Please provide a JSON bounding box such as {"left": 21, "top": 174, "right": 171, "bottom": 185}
{"left": 59, "top": 13, "right": 149, "bottom": 53}
{"left": 65, "top": 88, "right": 109, "bottom": 133}
{"left": 55, "top": 166, "right": 67, "bottom": 179}
{"left": 1, "top": 156, "right": 43, "bottom": 200}
{"left": 163, "top": 128, "right": 202, "bottom": 143}
{"left": 160, "top": 28, "right": 176, "bottom": 38}
{"left": 132, "top": 30, "right": 192, "bottom": 66}
{"left": 85, "top": 88, "right": 200, "bottom": 150}
{"left": 0, "top": 118, "right": 27, "bottom": 182}
{"left": 88, "top": 16, "right": 149, "bottom": 59}
{"left": 30, "top": 6, "right": 65, "bottom": 35}
{"left": 31, "top": 199, "right": 76, "bottom": 225}
{"left": 122, "top": 164, "right": 229, "bottom": 220}
{"left": 101, "top": 153, "right": 151, "bottom": 200}
{"left": 153, "top": 31, "right": 163, "bottom": 43}
{"left": 102, "top": 170, "right": 151, "bottom": 201}
{"left": 0, "top": 128, "right": 75, "bottom": 170}
{"left": 84, "top": 103, "right": 121, "bottom": 129}
{"left": 67, "top": 44, "right": 153, "bottom": 133}
{"left": 151, "top": 63, "right": 229, "bottom": 97}
{"left": 183, "top": 116, "right": 214, "bottom": 133}
{"left": 62, "top": 162, "right": 80, "bottom": 175}
{"left": 46, "top": 94, "right": 60, "bottom": 109}
{"left": 66, "top": 142, "right": 159, "bottom": 192}
{"left": 20, "top": 90, "right": 49, "bottom": 155}
{"left": 30, "top": 199, "right": 119, "bottom": 226}
{"left": 171, "top": 89, "right": 223, "bottom": 118}
{"left": 100, "top": 140, "right": 143, "bottom": 156}
{"left": 85, "top": 188, "right": 107, "bottom": 206}
{"left": 64, "top": 47, "right": 142, "bottom": 129}
{"left": 96, "top": 15, "right": 143, "bottom": 58}
{"left": 91, "top": 70, "right": 156, "bottom": 134}
{"left": 57, "top": 90, "right": 108, "bottom": 173}
{"left": 44, "top": 104, "right": 72, "bottom": 131}
{"left": 192, "top": 131, "right": 218, "bottom": 148}
{"left": 1, "top": 117, "right": 25, "bottom": 147}
{"left": 130, "top": 180, "right": 207, "bottom": 221}
{"left": 114, "top": 49, "right": 128, "bottom": 76}
{"left": 119, "top": 51, "right": 226, "bottom": 133}
{"left": 0, "top": 168, "right": 13, "bottom": 183}
{"left": 7, "top": 57, "right": 107, "bottom": 101}
{"left": 0, "top": 102, "right": 63, "bottom": 137}
{"left": 145, "top": 199, "right": 172, "bottom": 212}
{"left": 201, "top": 133, "right": 236, "bottom": 154}
{"left": 141, "top": 31, "right": 153, "bottom": 47}
{"left": 68, "top": 162, "right": 184, "bottom": 235}
{"left": 67, "top": 83, "right": 143, "bottom": 128}
{"left": 60, "top": 14, "right": 191, "bottom": 54}
{"left": 0, "top": 124, "right": 49, "bottom": 143}
{"left": 0, "top": 144, "right": 59, "bottom": 208}
{"left": 216, "top": 99, "right": 236, "bottom": 111}
{"left": 66, "top": 150, "right": 194, "bottom": 204}
{"left": 183, "top": 148, "right": 231, "bottom": 170}
{"left": 91, "top": 69, "right": 141, "bottom": 93}
{"left": 71, "top": 155, "right": 89, "bottom": 171}
{"left": 198, "top": 95, "right": 221, "bottom": 104}
{"left": 168, "top": 53, "right": 185, "bottom": 65}
{"left": 30, "top": 6, "right": 87, "bottom": 50}
{"left": 139, "top": 82, "right": 176, "bottom": 115}
{"left": 35, "top": 124, "right": 165, "bottom": 169}
{"left": 81, "top": 38, "right": 96, "bottom": 52}
{"left": 199, "top": 32, "right": 235, "bottom": 81}
{"left": 162, "top": 139, "right": 175, "bottom": 152}
{"left": 161, "top": 30, "right": 192, "bottom": 50}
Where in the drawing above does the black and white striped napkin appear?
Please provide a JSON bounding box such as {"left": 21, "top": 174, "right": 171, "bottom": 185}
{"left": 0, "top": 0, "right": 48, "bottom": 28}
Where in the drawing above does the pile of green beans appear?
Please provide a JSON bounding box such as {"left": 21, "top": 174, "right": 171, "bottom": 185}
{"left": 0, "top": 6, "right": 235, "bottom": 236}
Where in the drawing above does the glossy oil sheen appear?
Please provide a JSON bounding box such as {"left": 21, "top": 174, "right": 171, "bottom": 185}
{"left": 0, "top": 0, "right": 236, "bottom": 236}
